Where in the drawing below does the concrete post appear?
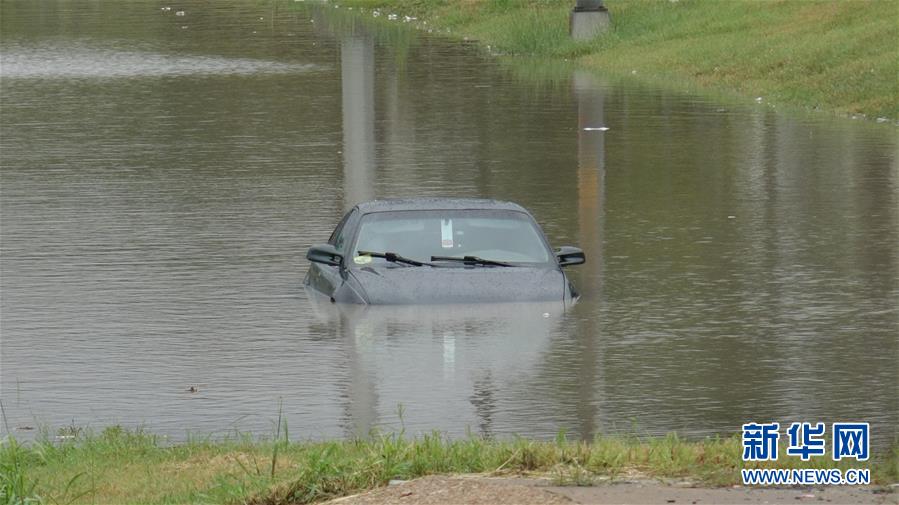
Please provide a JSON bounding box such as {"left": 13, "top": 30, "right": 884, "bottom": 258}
{"left": 575, "top": 0, "right": 605, "bottom": 10}
{"left": 570, "top": 0, "right": 610, "bottom": 40}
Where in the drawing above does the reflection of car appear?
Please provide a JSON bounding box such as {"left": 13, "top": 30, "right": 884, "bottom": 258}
{"left": 305, "top": 198, "right": 584, "bottom": 304}
{"left": 305, "top": 298, "right": 566, "bottom": 436}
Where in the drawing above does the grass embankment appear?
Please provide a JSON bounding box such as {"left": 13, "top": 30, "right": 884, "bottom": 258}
{"left": 335, "top": 0, "right": 899, "bottom": 119}
{"left": 2, "top": 427, "right": 897, "bottom": 504}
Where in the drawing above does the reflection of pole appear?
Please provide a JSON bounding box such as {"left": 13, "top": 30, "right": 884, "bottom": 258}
{"left": 341, "top": 312, "right": 379, "bottom": 438}
{"left": 572, "top": 71, "right": 606, "bottom": 439}
{"left": 574, "top": 71, "right": 605, "bottom": 295}
{"left": 336, "top": 29, "right": 378, "bottom": 435}
{"left": 341, "top": 34, "right": 375, "bottom": 210}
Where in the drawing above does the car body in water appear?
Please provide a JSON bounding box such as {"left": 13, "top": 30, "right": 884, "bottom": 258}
{"left": 304, "top": 198, "right": 584, "bottom": 305}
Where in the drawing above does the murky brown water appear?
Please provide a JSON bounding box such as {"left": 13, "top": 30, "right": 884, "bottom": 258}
{"left": 1, "top": 1, "right": 897, "bottom": 447}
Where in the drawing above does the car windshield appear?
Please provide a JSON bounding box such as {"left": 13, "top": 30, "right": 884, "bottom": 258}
{"left": 350, "top": 210, "right": 552, "bottom": 267}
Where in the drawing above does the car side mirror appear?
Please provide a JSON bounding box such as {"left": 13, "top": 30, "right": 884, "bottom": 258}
{"left": 556, "top": 246, "right": 585, "bottom": 267}
{"left": 307, "top": 244, "right": 343, "bottom": 267}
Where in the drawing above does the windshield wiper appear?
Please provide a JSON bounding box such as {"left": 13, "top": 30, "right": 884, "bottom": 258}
{"left": 430, "top": 255, "right": 515, "bottom": 267}
{"left": 357, "top": 250, "right": 433, "bottom": 267}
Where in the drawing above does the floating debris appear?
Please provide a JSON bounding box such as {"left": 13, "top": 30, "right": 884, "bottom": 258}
{"left": 583, "top": 126, "right": 610, "bottom": 131}
{"left": 755, "top": 96, "right": 763, "bottom": 103}
{"left": 728, "top": 215, "right": 736, "bottom": 219}
{"left": 15, "top": 425, "right": 34, "bottom": 431}
{"left": 387, "top": 13, "right": 398, "bottom": 20}
{"left": 175, "top": 10, "right": 186, "bottom": 16}
{"left": 161, "top": 6, "right": 171, "bottom": 11}
{"left": 187, "top": 386, "right": 199, "bottom": 393}
{"left": 876, "top": 117, "right": 888, "bottom": 123}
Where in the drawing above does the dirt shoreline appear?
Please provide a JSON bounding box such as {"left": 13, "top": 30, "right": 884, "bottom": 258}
{"left": 325, "top": 475, "right": 898, "bottom": 505}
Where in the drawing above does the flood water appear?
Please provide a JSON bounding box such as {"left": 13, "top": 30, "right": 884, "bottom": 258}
{"left": 1, "top": 1, "right": 897, "bottom": 447}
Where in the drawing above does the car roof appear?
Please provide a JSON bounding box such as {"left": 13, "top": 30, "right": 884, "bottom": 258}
{"left": 353, "top": 198, "right": 530, "bottom": 214}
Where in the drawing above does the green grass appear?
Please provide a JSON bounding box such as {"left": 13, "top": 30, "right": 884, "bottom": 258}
{"left": 2, "top": 427, "right": 896, "bottom": 504}
{"left": 330, "top": 0, "right": 899, "bottom": 119}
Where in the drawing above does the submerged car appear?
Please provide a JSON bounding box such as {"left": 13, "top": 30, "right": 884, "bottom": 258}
{"left": 304, "top": 198, "right": 585, "bottom": 304}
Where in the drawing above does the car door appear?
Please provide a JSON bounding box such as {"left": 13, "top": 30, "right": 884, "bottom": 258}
{"left": 307, "top": 209, "right": 358, "bottom": 296}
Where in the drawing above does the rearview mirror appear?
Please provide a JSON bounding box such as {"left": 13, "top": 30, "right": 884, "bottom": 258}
{"left": 556, "top": 246, "right": 585, "bottom": 267}
{"left": 307, "top": 244, "right": 343, "bottom": 266}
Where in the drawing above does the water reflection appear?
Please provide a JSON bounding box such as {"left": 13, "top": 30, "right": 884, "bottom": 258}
{"left": 570, "top": 71, "right": 607, "bottom": 439}
{"left": 340, "top": 30, "right": 376, "bottom": 209}
{"left": 573, "top": 71, "right": 606, "bottom": 298}
{"left": 307, "top": 294, "right": 567, "bottom": 438}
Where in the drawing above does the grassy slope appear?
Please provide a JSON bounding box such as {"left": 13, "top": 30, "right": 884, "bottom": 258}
{"left": 2, "top": 428, "right": 897, "bottom": 504}
{"left": 337, "top": 0, "right": 899, "bottom": 119}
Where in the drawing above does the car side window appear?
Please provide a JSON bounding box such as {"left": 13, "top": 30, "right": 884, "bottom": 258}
{"left": 329, "top": 210, "right": 356, "bottom": 253}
